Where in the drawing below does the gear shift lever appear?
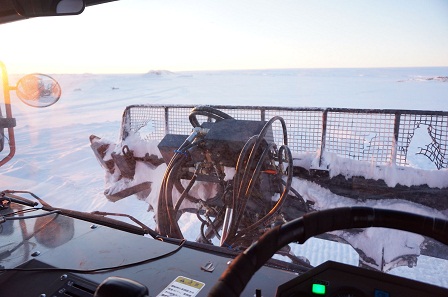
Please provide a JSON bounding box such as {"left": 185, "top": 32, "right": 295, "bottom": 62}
{"left": 94, "top": 276, "right": 149, "bottom": 297}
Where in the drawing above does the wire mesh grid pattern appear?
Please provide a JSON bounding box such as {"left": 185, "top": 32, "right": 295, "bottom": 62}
{"left": 121, "top": 105, "right": 448, "bottom": 169}
{"left": 267, "top": 109, "right": 323, "bottom": 153}
{"left": 324, "top": 111, "right": 396, "bottom": 164}
{"left": 166, "top": 107, "right": 192, "bottom": 135}
{"left": 398, "top": 113, "right": 448, "bottom": 169}
{"left": 121, "top": 105, "right": 166, "bottom": 140}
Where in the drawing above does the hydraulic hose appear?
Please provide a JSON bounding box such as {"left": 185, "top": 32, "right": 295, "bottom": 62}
{"left": 228, "top": 145, "right": 293, "bottom": 247}
{"left": 223, "top": 116, "right": 291, "bottom": 245}
{"left": 189, "top": 106, "right": 234, "bottom": 128}
{"left": 157, "top": 129, "right": 202, "bottom": 238}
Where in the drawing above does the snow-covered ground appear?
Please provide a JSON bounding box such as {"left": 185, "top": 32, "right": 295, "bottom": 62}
{"left": 1, "top": 67, "right": 447, "bottom": 287}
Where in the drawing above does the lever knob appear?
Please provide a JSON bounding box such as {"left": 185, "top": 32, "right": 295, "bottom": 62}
{"left": 94, "top": 276, "right": 149, "bottom": 297}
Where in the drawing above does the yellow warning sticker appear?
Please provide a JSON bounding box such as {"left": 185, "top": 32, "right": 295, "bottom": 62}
{"left": 157, "top": 276, "right": 205, "bottom": 297}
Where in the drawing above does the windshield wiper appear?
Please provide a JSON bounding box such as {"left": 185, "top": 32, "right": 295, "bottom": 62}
{"left": 1, "top": 191, "right": 38, "bottom": 208}
{"left": 1, "top": 190, "right": 157, "bottom": 237}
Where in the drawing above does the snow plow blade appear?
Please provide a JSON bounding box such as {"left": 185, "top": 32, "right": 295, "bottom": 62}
{"left": 104, "top": 181, "right": 152, "bottom": 202}
{"left": 90, "top": 135, "right": 156, "bottom": 201}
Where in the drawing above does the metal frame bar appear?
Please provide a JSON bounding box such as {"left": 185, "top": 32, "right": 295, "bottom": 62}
{"left": 0, "top": 61, "right": 16, "bottom": 167}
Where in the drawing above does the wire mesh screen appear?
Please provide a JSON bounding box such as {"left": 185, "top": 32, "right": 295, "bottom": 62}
{"left": 121, "top": 105, "right": 167, "bottom": 140}
{"left": 397, "top": 112, "right": 448, "bottom": 169}
{"left": 265, "top": 109, "right": 323, "bottom": 154}
{"left": 166, "top": 107, "right": 192, "bottom": 135}
{"left": 214, "top": 106, "right": 263, "bottom": 121}
{"left": 121, "top": 105, "right": 448, "bottom": 170}
{"left": 324, "top": 111, "right": 396, "bottom": 164}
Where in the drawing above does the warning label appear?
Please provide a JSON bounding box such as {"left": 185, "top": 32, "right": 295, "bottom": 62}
{"left": 156, "top": 276, "right": 205, "bottom": 297}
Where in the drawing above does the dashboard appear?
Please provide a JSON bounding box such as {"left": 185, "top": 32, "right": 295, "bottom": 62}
{"left": 1, "top": 207, "right": 447, "bottom": 296}
{"left": 276, "top": 260, "right": 448, "bottom": 297}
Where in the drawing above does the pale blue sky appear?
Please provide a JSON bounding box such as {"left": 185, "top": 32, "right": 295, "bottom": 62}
{"left": 1, "top": 0, "right": 447, "bottom": 73}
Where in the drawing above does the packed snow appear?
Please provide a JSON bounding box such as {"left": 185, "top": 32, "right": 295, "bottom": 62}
{"left": 1, "top": 67, "right": 447, "bottom": 287}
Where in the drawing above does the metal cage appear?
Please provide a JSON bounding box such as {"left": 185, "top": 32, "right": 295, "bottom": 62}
{"left": 120, "top": 105, "right": 448, "bottom": 170}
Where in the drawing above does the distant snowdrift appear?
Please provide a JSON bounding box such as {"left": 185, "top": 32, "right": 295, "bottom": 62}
{"left": 145, "top": 70, "right": 175, "bottom": 76}
{"left": 399, "top": 76, "right": 448, "bottom": 83}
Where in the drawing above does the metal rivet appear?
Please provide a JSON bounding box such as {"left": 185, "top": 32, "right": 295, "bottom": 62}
{"left": 39, "top": 294, "right": 46, "bottom": 297}
{"left": 60, "top": 274, "right": 68, "bottom": 281}
{"left": 31, "top": 251, "right": 40, "bottom": 257}
{"left": 90, "top": 224, "right": 98, "bottom": 229}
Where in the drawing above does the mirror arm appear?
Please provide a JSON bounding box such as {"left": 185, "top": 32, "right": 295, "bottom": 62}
{"left": 0, "top": 62, "right": 16, "bottom": 167}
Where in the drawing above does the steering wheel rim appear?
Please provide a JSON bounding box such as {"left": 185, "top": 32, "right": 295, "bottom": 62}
{"left": 208, "top": 206, "right": 448, "bottom": 297}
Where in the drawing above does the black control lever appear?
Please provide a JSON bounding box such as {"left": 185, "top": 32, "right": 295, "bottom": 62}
{"left": 94, "top": 276, "right": 149, "bottom": 297}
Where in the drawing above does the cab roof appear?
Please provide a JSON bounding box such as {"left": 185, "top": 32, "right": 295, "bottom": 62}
{"left": 0, "top": 0, "right": 116, "bottom": 25}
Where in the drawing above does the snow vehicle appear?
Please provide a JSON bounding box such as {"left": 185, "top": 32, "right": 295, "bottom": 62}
{"left": 91, "top": 103, "right": 448, "bottom": 267}
{"left": 1, "top": 1, "right": 448, "bottom": 297}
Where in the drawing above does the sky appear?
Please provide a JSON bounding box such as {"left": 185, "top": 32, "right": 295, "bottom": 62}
{"left": 0, "top": 0, "right": 447, "bottom": 74}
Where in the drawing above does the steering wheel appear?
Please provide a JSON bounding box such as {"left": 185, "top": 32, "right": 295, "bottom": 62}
{"left": 208, "top": 206, "right": 448, "bottom": 296}
{"left": 189, "top": 106, "right": 234, "bottom": 127}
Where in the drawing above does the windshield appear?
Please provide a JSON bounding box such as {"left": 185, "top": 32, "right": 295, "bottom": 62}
{"left": 1, "top": 0, "right": 447, "bottom": 290}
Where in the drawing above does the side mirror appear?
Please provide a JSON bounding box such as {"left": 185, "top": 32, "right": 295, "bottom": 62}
{"left": 14, "top": 0, "right": 85, "bottom": 17}
{"left": 1, "top": 61, "right": 61, "bottom": 166}
{"left": 16, "top": 74, "right": 61, "bottom": 107}
{"left": 56, "top": 0, "right": 85, "bottom": 14}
